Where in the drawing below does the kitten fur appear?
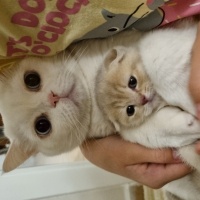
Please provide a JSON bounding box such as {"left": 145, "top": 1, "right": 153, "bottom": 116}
{"left": 96, "top": 20, "right": 200, "bottom": 200}
{"left": 0, "top": 30, "right": 142, "bottom": 172}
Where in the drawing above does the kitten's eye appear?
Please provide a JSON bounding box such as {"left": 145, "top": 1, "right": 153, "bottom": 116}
{"left": 24, "top": 71, "right": 41, "bottom": 90}
{"left": 126, "top": 105, "right": 135, "bottom": 116}
{"left": 35, "top": 116, "right": 51, "bottom": 137}
{"left": 128, "top": 76, "right": 137, "bottom": 89}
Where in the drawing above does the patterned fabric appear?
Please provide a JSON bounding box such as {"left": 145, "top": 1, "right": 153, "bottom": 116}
{"left": 1, "top": 0, "right": 200, "bottom": 70}
{"left": 161, "top": 0, "right": 200, "bottom": 25}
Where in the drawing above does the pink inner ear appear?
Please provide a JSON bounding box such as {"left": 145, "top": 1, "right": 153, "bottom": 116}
{"left": 3, "top": 142, "right": 35, "bottom": 173}
{"left": 104, "top": 47, "right": 126, "bottom": 69}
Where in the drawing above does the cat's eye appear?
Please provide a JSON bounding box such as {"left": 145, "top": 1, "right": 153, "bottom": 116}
{"left": 24, "top": 71, "right": 41, "bottom": 90}
{"left": 126, "top": 105, "right": 135, "bottom": 116}
{"left": 35, "top": 116, "right": 51, "bottom": 137}
{"left": 128, "top": 76, "right": 137, "bottom": 89}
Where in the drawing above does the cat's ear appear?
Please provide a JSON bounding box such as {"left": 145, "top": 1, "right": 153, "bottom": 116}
{"left": 113, "top": 121, "right": 121, "bottom": 133}
{"left": 104, "top": 46, "right": 127, "bottom": 69}
{"left": 3, "top": 142, "right": 36, "bottom": 172}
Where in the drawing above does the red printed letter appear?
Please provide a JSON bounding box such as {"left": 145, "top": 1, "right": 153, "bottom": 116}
{"left": 6, "top": 36, "right": 32, "bottom": 57}
{"left": 46, "top": 11, "right": 69, "bottom": 28}
{"left": 11, "top": 11, "right": 39, "bottom": 27}
{"left": 37, "top": 31, "right": 58, "bottom": 42}
{"left": 18, "top": 0, "right": 45, "bottom": 13}
{"left": 41, "top": 25, "right": 65, "bottom": 35}
{"left": 31, "top": 44, "right": 51, "bottom": 55}
{"left": 56, "top": 0, "right": 89, "bottom": 14}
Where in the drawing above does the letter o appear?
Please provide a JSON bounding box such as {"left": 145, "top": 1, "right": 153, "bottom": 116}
{"left": 18, "top": 0, "right": 45, "bottom": 13}
{"left": 46, "top": 11, "right": 69, "bottom": 27}
{"left": 31, "top": 45, "right": 51, "bottom": 55}
{"left": 11, "top": 11, "right": 39, "bottom": 27}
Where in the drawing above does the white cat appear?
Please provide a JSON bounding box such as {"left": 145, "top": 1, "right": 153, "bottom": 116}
{"left": 96, "top": 21, "right": 200, "bottom": 200}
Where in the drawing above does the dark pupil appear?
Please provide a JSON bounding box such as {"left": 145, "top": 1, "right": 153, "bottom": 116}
{"left": 126, "top": 105, "right": 135, "bottom": 116}
{"left": 24, "top": 72, "right": 40, "bottom": 89}
{"left": 128, "top": 76, "right": 137, "bottom": 89}
{"left": 35, "top": 118, "right": 51, "bottom": 136}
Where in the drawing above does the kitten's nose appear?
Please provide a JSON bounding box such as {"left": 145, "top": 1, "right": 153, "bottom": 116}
{"left": 141, "top": 96, "right": 148, "bottom": 105}
{"left": 49, "top": 92, "right": 60, "bottom": 107}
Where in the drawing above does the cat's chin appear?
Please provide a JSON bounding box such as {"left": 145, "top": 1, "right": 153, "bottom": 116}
{"left": 146, "top": 93, "right": 164, "bottom": 112}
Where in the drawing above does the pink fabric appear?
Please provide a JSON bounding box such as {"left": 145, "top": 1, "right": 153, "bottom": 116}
{"left": 161, "top": 0, "right": 200, "bottom": 25}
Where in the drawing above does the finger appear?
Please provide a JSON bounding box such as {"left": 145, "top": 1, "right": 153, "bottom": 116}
{"left": 125, "top": 163, "right": 191, "bottom": 189}
{"left": 81, "top": 135, "right": 180, "bottom": 166}
{"left": 136, "top": 148, "right": 181, "bottom": 164}
{"left": 189, "top": 22, "right": 200, "bottom": 118}
{"left": 148, "top": 163, "right": 192, "bottom": 188}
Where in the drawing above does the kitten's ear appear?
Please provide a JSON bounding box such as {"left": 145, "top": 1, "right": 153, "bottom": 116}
{"left": 113, "top": 121, "right": 121, "bottom": 133}
{"left": 104, "top": 46, "right": 126, "bottom": 69}
{"left": 3, "top": 142, "right": 36, "bottom": 172}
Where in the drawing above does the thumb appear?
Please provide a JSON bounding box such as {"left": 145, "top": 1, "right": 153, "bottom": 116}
{"left": 189, "top": 23, "right": 200, "bottom": 119}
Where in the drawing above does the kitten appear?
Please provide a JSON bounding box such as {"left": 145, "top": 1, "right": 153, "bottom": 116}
{"left": 96, "top": 21, "right": 200, "bottom": 200}
{"left": 0, "top": 30, "right": 142, "bottom": 172}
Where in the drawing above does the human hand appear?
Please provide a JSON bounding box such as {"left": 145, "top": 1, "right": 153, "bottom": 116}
{"left": 80, "top": 135, "right": 191, "bottom": 189}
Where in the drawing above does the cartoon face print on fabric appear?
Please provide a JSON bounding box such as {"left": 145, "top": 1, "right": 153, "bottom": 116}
{"left": 78, "top": 0, "right": 165, "bottom": 41}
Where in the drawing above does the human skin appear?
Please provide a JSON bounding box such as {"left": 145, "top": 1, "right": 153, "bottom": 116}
{"left": 81, "top": 135, "right": 191, "bottom": 189}
{"left": 189, "top": 22, "right": 200, "bottom": 154}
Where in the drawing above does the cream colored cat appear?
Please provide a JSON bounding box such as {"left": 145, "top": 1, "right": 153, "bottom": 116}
{"left": 0, "top": 30, "right": 142, "bottom": 172}
{"left": 96, "top": 22, "right": 200, "bottom": 200}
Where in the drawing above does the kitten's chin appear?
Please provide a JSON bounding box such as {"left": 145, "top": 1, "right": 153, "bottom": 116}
{"left": 145, "top": 93, "right": 164, "bottom": 114}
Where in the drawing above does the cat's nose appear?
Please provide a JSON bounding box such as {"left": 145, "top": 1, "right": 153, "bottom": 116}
{"left": 141, "top": 96, "right": 148, "bottom": 105}
{"left": 49, "top": 92, "right": 60, "bottom": 107}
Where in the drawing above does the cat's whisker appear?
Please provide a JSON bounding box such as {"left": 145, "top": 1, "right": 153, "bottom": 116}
{"left": 60, "top": 107, "right": 85, "bottom": 146}
{"left": 58, "top": 45, "right": 89, "bottom": 90}
{"left": 67, "top": 115, "right": 83, "bottom": 145}
{"left": 71, "top": 113, "right": 88, "bottom": 132}
{"left": 61, "top": 112, "right": 77, "bottom": 148}
{"left": 74, "top": 45, "right": 89, "bottom": 63}
{"left": 70, "top": 114, "right": 87, "bottom": 142}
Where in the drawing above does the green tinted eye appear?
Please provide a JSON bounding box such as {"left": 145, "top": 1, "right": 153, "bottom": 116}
{"left": 35, "top": 116, "right": 51, "bottom": 136}
{"left": 24, "top": 71, "right": 41, "bottom": 90}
